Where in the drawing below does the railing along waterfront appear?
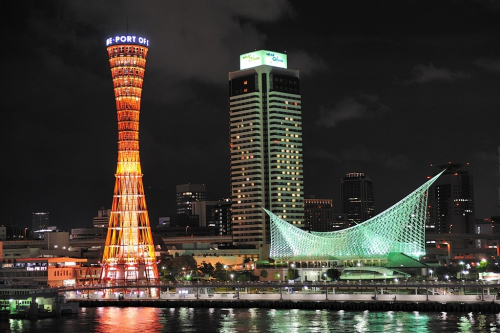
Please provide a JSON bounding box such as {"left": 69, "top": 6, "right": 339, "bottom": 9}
{"left": 58, "top": 279, "right": 498, "bottom": 302}
{"left": 60, "top": 279, "right": 500, "bottom": 290}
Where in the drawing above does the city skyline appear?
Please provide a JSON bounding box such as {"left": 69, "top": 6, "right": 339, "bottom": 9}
{"left": 3, "top": 1, "right": 500, "bottom": 230}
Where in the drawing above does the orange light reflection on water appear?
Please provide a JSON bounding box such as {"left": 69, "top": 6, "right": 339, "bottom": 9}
{"left": 94, "top": 307, "right": 163, "bottom": 333}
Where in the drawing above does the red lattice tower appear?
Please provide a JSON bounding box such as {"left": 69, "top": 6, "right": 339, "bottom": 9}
{"left": 100, "top": 35, "right": 158, "bottom": 285}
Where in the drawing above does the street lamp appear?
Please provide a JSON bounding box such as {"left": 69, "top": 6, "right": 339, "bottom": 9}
{"left": 429, "top": 269, "right": 433, "bottom": 278}
{"left": 277, "top": 273, "right": 280, "bottom": 282}
{"left": 185, "top": 226, "right": 189, "bottom": 237}
{"left": 223, "top": 265, "right": 227, "bottom": 281}
{"left": 230, "top": 274, "right": 234, "bottom": 282}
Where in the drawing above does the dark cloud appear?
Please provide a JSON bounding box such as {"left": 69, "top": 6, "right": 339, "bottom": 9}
{"left": 310, "top": 146, "right": 412, "bottom": 171}
{"left": 402, "top": 63, "right": 470, "bottom": 85}
{"left": 475, "top": 58, "right": 500, "bottom": 73}
{"left": 317, "top": 94, "right": 388, "bottom": 128}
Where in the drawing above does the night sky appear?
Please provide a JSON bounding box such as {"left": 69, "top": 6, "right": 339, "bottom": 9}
{"left": 4, "top": 1, "right": 500, "bottom": 230}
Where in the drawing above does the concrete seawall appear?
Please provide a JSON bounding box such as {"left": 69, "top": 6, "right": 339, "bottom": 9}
{"left": 73, "top": 299, "right": 500, "bottom": 313}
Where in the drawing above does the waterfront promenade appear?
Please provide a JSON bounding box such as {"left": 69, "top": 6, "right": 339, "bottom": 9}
{"left": 62, "top": 280, "right": 499, "bottom": 304}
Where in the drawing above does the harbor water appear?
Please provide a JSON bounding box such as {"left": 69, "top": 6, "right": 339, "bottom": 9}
{"left": 6, "top": 307, "right": 500, "bottom": 332}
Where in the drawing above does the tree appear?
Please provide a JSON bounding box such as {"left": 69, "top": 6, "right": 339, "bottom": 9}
{"left": 260, "top": 269, "right": 268, "bottom": 278}
{"left": 243, "top": 258, "right": 251, "bottom": 264}
{"left": 165, "top": 255, "right": 198, "bottom": 280}
{"left": 286, "top": 268, "right": 299, "bottom": 280}
{"left": 237, "top": 273, "right": 250, "bottom": 282}
{"left": 273, "top": 272, "right": 281, "bottom": 281}
{"left": 198, "top": 261, "right": 215, "bottom": 277}
{"left": 213, "top": 262, "right": 228, "bottom": 281}
{"left": 326, "top": 268, "right": 340, "bottom": 280}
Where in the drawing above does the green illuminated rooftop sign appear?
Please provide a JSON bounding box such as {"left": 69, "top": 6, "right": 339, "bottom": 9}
{"left": 240, "top": 50, "right": 287, "bottom": 70}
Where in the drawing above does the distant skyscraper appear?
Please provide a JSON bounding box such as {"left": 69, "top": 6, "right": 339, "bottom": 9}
{"left": 31, "top": 212, "right": 49, "bottom": 231}
{"left": 229, "top": 50, "right": 304, "bottom": 257}
{"left": 304, "top": 198, "right": 334, "bottom": 232}
{"left": 341, "top": 173, "right": 374, "bottom": 224}
{"left": 427, "top": 163, "right": 474, "bottom": 234}
{"left": 176, "top": 184, "right": 206, "bottom": 215}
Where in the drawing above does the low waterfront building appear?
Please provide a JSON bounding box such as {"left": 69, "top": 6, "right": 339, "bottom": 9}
{"left": 0, "top": 257, "right": 88, "bottom": 287}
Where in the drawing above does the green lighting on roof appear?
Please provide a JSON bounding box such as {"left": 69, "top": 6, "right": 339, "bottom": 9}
{"left": 240, "top": 50, "right": 287, "bottom": 70}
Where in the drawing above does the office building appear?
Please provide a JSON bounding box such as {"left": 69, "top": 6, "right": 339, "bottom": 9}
{"left": 192, "top": 199, "right": 232, "bottom": 235}
{"left": 92, "top": 208, "right": 111, "bottom": 228}
{"left": 304, "top": 198, "right": 334, "bottom": 232}
{"left": 32, "top": 212, "right": 49, "bottom": 231}
{"left": 426, "top": 163, "right": 475, "bottom": 234}
{"left": 331, "top": 213, "right": 350, "bottom": 231}
{"left": 229, "top": 50, "right": 304, "bottom": 257}
{"left": 176, "top": 184, "right": 206, "bottom": 215}
{"left": 341, "top": 173, "right": 374, "bottom": 224}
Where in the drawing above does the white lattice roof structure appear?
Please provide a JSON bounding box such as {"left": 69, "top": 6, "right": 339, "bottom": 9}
{"left": 267, "top": 171, "right": 444, "bottom": 261}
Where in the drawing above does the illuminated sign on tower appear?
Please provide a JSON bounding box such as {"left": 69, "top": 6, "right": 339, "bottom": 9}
{"left": 100, "top": 36, "right": 159, "bottom": 287}
{"left": 239, "top": 50, "right": 287, "bottom": 70}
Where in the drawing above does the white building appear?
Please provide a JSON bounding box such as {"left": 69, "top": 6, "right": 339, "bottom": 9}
{"left": 229, "top": 50, "right": 304, "bottom": 258}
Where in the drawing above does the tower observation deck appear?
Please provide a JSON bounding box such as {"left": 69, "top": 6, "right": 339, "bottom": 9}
{"left": 100, "top": 35, "right": 158, "bottom": 286}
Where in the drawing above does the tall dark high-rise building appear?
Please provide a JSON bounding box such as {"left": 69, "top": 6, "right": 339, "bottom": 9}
{"left": 176, "top": 184, "right": 206, "bottom": 215}
{"left": 192, "top": 199, "right": 232, "bottom": 235}
{"left": 427, "top": 163, "right": 475, "bottom": 234}
{"left": 341, "top": 173, "right": 375, "bottom": 224}
{"left": 304, "top": 198, "right": 334, "bottom": 232}
{"left": 229, "top": 50, "right": 304, "bottom": 258}
{"left": 31, "top": 212, "right": 49, "bottom": 231}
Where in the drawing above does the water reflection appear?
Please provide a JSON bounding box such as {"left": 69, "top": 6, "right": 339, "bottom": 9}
{"left": 6, "top": 307, "right": 500, "bottom": 332}
{"left": 95, "top": 307, "right": 162, "bottom": 333}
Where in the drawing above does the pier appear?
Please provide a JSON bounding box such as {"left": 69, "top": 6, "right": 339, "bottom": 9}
{"left": 61, "top": 280, "right": 500, "bottom": 312}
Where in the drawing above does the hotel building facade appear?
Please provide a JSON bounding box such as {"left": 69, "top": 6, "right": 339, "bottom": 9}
{"left": 229, "top": 50, "right": 304, "bottom": 258}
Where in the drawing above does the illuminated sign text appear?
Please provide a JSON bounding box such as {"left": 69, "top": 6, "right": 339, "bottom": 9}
{"left": 106, "top": 36, "right": 150, "bottom": 47}
{"left": 240, "top": 50, "right": 287, "bottom": 70}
